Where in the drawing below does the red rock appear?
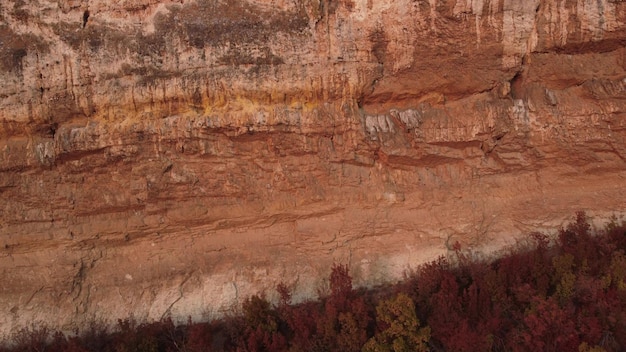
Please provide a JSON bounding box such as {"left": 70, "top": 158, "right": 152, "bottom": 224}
{"left": 0, "top": 0, "right": 625, "bottom": 338}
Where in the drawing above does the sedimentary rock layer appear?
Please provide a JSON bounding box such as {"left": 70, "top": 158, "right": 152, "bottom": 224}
{"left": 1, "top": 0, "right": 626, "bottom": 338}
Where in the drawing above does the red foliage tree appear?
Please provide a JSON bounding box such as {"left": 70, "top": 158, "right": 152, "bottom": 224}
{"left": 509, "top": 297, "right": 580, "bottom": 352}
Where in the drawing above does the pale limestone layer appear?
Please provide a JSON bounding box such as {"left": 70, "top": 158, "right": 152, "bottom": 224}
{"left": 1, "top": 0, "right": 626, "bottom": 339}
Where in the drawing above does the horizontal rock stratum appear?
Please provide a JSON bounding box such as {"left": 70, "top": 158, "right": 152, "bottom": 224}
{"left": 1, "top": 0, "right": 626, "bottom": 339}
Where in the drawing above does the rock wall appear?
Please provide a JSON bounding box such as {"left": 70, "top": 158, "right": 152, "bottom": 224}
{"left": 1, "top": 0, "right": 626, "bottom": 338}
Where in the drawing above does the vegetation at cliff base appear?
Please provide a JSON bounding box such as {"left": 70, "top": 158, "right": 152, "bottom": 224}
{"left": 4, "top": 212, "right": 626, "bottom": 352}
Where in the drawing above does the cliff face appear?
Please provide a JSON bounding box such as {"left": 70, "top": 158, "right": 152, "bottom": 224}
{"left": 1, "top": 0, "right": 626, "bottom": 337}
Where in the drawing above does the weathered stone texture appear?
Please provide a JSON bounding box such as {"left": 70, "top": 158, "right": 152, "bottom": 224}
{"left": 1, "top": 0, "right": 626, "bottom": 338}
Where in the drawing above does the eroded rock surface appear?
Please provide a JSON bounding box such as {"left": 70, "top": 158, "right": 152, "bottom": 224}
{"left": 1, "top": 0, "right": 626, "bottom": 338}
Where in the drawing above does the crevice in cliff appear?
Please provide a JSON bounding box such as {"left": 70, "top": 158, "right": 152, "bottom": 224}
{"left": 160, "top": 273, "right": 193, "bottom": 321}
{"left": 82, "top": 10, "right": 89, "bottom": 29}
{"left": 23, "top": 286, "right": 44, "bottom": 307}
{"left": 481, "top": 132, "right": 507, "bottom": 157}
{"left": 509, "top": 53, "right": 528, "bottom": 100}
{"left": 71, "top": 259, "right": 87, "bottom": 301}
{"left": 553, "top": 38, "right": 626, "bottom": 55}
{"left": 509, "top": 71, "right": 523, "bottom": 100}
{"left": 54, "top": 147, "right": 106, "bottom": 164}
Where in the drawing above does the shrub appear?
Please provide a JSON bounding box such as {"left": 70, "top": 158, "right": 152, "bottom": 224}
{"left": 363, "top": 293, "right": 430, "bottom": 352}
{"left": 9, "top": 323, "right": 50, "bottom": 352}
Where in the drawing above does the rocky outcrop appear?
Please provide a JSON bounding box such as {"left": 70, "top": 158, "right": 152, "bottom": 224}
{"left": 1, "top": 0, "right": 626, "bottom": 338}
